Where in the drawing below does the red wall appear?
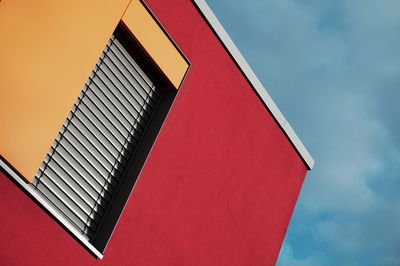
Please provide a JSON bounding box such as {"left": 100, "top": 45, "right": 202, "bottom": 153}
{"left": 0, "top": 0, "right": 307, "bottom": 265}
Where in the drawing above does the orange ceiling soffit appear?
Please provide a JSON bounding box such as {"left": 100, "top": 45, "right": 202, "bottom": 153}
{"left": 122, "top": 1, "right": 189, "bottom": 89}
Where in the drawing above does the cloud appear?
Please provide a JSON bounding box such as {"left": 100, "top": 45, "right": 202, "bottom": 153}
{"left": 206, "top": 0, "right": 400, "bottom": 264}
{"left": 277, "top": 242, "right": 322, "bottom": 266}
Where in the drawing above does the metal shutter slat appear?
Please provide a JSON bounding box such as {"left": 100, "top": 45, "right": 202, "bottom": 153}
{"left": 31, "top": 34, "right": 161, "bottom": 239}
{"left": 112, "top": 38, "right": 154, "bottom": 90}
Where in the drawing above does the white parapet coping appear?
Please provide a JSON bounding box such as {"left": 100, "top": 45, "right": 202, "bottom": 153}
{"left": 192, "top": 0, "right": 314, "bottom": 169}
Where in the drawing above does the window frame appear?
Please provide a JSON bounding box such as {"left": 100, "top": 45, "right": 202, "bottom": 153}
{"left": 0, "top": 23, "right": 180, "bottom": 259}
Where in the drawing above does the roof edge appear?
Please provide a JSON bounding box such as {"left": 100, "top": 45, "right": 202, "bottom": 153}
{"left": 192, "top": 0, "right": 314, "bottom": 169}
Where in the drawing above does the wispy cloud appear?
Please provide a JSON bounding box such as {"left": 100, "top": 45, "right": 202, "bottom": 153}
{"left": 206, "top": 0, "right": 400, "bottom": 264}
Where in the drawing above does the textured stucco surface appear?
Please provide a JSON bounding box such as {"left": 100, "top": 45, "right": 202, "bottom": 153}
{"left": 0, "top": 0, "right": 307, "bottom": 265}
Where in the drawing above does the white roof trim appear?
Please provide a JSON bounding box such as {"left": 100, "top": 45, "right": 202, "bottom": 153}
{"left": 192, "top": 0, "right": 314, "bottom": 169}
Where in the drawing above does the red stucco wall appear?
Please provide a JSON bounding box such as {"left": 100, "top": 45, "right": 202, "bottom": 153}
{"left": 0, "top": 0, "right": 307, "bottom": 265}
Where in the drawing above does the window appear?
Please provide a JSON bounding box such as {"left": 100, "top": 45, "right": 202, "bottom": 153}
{"left": 30, "top": 25, "right": 176, "bottom": 255}
{"left": 0, "top": 0, "right": 188, "bottom": 259}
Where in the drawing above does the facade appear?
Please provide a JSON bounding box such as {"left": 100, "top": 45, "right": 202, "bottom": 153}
{"left": 0, "top": 0, "right": 314, "bottom": 265}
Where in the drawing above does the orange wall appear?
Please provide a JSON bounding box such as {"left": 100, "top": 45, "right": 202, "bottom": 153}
{"left": 0, "top": 0, "right": 131, "bottom": 182}
{"left": 0, "top": 0, "right": 188, "bottom": 182}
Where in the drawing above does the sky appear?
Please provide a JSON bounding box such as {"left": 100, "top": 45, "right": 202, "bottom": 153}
{"left": 205, "top": 0, "right": 400, "bottom": 265}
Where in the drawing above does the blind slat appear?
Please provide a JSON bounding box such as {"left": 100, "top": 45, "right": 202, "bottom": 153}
{"left": 31, "top": 34, "right": 161, "bottom": 239}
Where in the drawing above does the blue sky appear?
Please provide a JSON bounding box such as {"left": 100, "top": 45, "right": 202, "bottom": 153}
{"left": 205, "top": 0, "right": 400, "bottom": 265}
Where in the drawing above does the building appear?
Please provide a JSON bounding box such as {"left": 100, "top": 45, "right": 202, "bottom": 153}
{"left": 0, "top": 0, "right": 314, "bottom": 265}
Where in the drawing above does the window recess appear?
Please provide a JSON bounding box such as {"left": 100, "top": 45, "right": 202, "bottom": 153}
{"left": 29, "top": 25, "right": 177, "bottom": 255}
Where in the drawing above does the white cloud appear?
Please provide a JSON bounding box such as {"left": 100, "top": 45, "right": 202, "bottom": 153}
{"left": 277, "top": 242, "right": 322, "bottom": 266}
